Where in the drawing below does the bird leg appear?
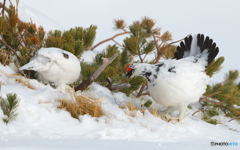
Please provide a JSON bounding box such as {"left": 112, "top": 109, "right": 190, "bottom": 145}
{"left": 65, "top": 85, "right": 76, "bottom": 101}
{"left": 159, "top": 105, "right": 188, "bottom": 122}
{"left": 178, "top": 105, "right": 187, "bottom": 122}
{"left": 160, "top": 106, "right": 179, "bottom": 122}
{"left": 57, "top": 84, "right": 76, "bottom": 101}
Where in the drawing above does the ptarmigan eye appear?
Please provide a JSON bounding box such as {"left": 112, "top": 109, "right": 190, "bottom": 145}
{"left": 129, "top": 64, "right": 134, "bottom": 69}
{"left": 62, "top": 53, "right": 69, "bottom": 59}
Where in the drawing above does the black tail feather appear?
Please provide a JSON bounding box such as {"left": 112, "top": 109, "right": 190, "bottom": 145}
{"left": 174, "top": 35, "right": 192, "bottom": 59}
{"left": 174, "top": 33, "right": 219, "bottom": 65}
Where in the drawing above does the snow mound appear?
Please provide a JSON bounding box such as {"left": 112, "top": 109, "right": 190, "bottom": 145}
{"left": 0, "top": 64, "right": 239, "bottom": 147}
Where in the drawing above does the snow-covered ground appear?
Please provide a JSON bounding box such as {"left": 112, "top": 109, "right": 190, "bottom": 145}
{"left": 0, "top": 64, "right": 239, "bottom": 150}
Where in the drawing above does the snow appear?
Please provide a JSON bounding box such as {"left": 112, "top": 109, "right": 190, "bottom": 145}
{"left": 0, "top": 138, "right": 221, "bottom": 150}
{"left": 233, "top": 104, "right": 240, "bottom": 109}
{"left": 0, "top": 64, "right": 239, "bottom": 150}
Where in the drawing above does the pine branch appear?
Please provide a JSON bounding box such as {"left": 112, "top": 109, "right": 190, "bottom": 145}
{"left": 152, "top": 44, "right": 163, "bottom": 63}
{"left": 192, "top": 108, "right": 205, "bottom": 116}
{"left": 8, "top": 0, "right": 13, "bottom": 6}
{"left": 75, "top": 53, "right": 118, "bottom": 91}
{"left": 0, "top": 38, "right": 21, "bottom": 66}
{"left": 167, "top": 36, "right": 186, "bottom": 45}
{"left": 228, "top": 116, "right": 240, "bottom": 122}
{"left": 152, "top": 34, "right": 164, "bottom": 64}
{"left": 137, "top": 48, "right": 143, "bottom": 63}
{"left": 90, "top": 32, "right": 129, "bottom": 50}
{"left": 152, "top": 36, "right": 185, "bottom": 64}
{"left": 1, "top": 0, "right": 6, "bottom": 17}
{"left": 0, "top": 93, "right": 19, "bottom": 124}
{"left": 111, "top": 39, "right": 122, "bottom": 48}
{"left": 137, "top": 84, "right": 147, "bottom": 97}
{"left": 199, "top": 95, "right": 223, "bottom": 106}
{"left": 152, "top": 34, "right": 161, "bottom": 55}
{"left": 0, "top": 38, "right": 17, "bottom": 54}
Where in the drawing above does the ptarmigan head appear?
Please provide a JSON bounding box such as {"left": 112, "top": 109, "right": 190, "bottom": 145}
{"left": 126, "top": 63, "right": 142, "bottom": 78}
{"left": 126, "top": 63, "right": 155, "bottom": 79}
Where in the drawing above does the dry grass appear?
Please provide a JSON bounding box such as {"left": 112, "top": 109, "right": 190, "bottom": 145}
{"left": 15, "top": 77, "right": 35, "bottom": 89}
{"left": 0, "top": 70, "right": 35, "bottom": 89}
{"left": 0, "top": 49, "right": 10, "bottom": 66}
{"left": 123, "top": 102, "right": 161, "bottom": 118}
{"left": 125, "top": 103, "right": 139, "bottom": 112}
{"left": 148, "top": 109, "right": 162, "bottom": 118}
{"left": 58, "top": 95, "right": 103, "bottom": 119}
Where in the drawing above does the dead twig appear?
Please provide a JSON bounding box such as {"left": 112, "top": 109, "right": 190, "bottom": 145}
{"left": 106, "top": 77, "right": 131, "bottom": 91}
{"left": 90, "top": 32, "right": 129, "bottom": 50}
{"left": 155, "top": 35, "right": 186, "bottom": 45}
{"left": 91, "top": 54, "right": 118, "bottom": 81}
{"left": 192, "top": 108, "right": 205, "bottom": 116}
{"left": 152, "top": 35, "right": 186, "bottom": 64}
{"left": 137, "top": 84, "right": 147, "bottom": 97}
{"left": 152, "top": 35, "right": 164, "bottom": 64}
{"left": 167, "top": 37, "right": 185, "bottom": 45}
{"left": 16, "top": 0, "right": 19, "bottom": 12}
{"left": 199, "top": 97, "right": 224, "bottom": 105}
{"left": 0, "top": 38, "right": 21, "bottom": 67}
{"left": 137, "top": 49, "right": 143, "bottom": 63}
{"left": 8, "top": 0, "right": 13, "bottom": 6}
{"left": 204, "top": 92, "right": 220, "bottom": 98}
{"left": 199, "top": 92, "right": 221, "bottom": 105}
{"left": 112, "top": 39, "right": 123, "bottom": 48}
{"left": 228, "top": 117, "right": 240, "bottom": 122}
{"left": 0, "top": 39, "right": 17, "bottom": 55}
{"left": 75, "top": 53, "right": 118, "bottom": 91}
{"left": 1, "top": 0, "right": 6, "bottom": 17}
{"left": 140, "top": 91, "right": 150, "bottom": 96}
{"left": 152, "top": 34, "right": 161, "bottom": 55}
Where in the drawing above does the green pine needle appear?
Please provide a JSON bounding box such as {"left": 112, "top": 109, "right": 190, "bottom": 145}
{"left": 203, "top": 70, "right": 240, "bottom": 122}
{"left": 206, "top": 57, "right": 225, "bottom": 77}
{"left": 0, "top": 93, "right": 19, "bottom": 124}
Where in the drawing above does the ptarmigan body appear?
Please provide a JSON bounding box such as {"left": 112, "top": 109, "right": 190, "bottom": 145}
{"left": 126, "top": 34, "right": 219, "bottom": 121}
{"left": 20, "top": 47, "right": 81, "bottom": 96}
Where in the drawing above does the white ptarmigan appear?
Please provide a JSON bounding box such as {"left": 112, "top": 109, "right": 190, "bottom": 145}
{"left": 20, "top": 47, "right": 81, "bottom": 96}
{"left": 126, "top": 34, "right": 219, "bottom": 121}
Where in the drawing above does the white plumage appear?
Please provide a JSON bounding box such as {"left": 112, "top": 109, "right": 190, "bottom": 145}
{"left": 20, "top": 47, "right": 81, "bottom": 93}
{"left": 126, "top": 34, "right": 219, "bottom": 121}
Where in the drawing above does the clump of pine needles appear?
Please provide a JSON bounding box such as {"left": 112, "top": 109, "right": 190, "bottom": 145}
{"left": 0, "top": 93, "right": 19, "bottom": 124}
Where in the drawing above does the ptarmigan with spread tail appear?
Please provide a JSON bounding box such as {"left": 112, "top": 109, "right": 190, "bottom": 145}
{"left": 126, "top": 34, "right": 219, "bottom": 121}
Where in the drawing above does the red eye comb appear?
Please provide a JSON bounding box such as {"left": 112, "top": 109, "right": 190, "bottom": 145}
{"left": 126, "top": 64, "right": 132, "bottom": 73}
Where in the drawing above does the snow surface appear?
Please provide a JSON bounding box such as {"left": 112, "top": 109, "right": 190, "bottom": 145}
{"left": 0, "top": 64, "right": 239, "bottom": 150}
